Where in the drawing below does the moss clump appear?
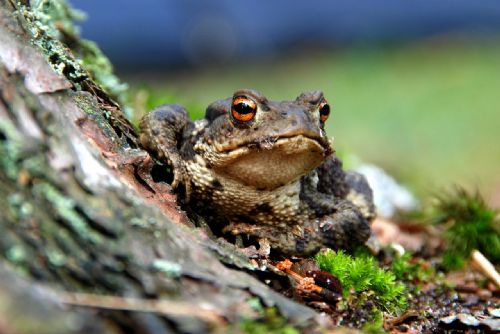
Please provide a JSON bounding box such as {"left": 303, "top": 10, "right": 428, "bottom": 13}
{"left": 19, "top": 2, "right": 88, "bottom": 82}
{"left": 77, "top": 39, "right": 129, "bottom": 104}
{"left": 391, "top": 252, "right": 434, "bottom": 284}
{"left": 16, "top": 0, "right": 130, "bottom": 114}
{"left": 238, "top": 307, "right": 299, "bottom": 334}
{"left": 433, "top": 188, "right": 500, "bottom": 270}
{"left": 361, "top": 309, "right": 386, "bottom": 334}
{"left": 316, "top": 249, "right": 407, "bottom": 314}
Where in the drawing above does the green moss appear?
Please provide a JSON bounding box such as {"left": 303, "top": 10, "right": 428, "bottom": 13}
{"left": 46, "top": 247, "right": 67, "bottom": 266}
{"left": 361, "top": 309, "right": 386, "bottom": 334}
{"left": 6, "top": 245, "right": 27, "bottom": 263}
{"left": 239, "top": 307, "right": 299, "bottom": 334}
{"left": 78, "top": 40, "right": 129, "bottom": 110}
{"left": 0, "top": 120, "right": 24, "bottom": 179}
{"left": 316, "top": 249, "right": 407, "bottom": 314}
{"left": 433, "top": 188, "right": 500, "bottom": 270}
{"left": 32, "top": 183, "right": 102, "bottom": 244}
{"left": 29, "top": 0, "right": 86, "bottom": 38}
{"left": 391, "top": 252, "right": 434, "bottom": 283}
{"left": 16, "top": 1, "right": 130, "bottom": 114}
{"left": 231, "top": 299, "right": 300, "bottom": 334}
{"left": 22, "top": 6, "right": 88, "bottom": 80}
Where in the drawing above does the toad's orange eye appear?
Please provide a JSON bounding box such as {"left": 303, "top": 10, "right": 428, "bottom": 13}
{"left": 319, "top": 100, "right": 330, "bottom": 123}
{"left": 231, "top": 97, "right": 257, "bottom": 123}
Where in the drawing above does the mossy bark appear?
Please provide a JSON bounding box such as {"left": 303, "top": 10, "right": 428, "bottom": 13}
{"left": 0, "top": 1, "right": 326, "bottom": 333}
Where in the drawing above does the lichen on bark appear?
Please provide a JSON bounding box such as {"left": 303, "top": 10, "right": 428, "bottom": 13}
{"left": 0, "top": 1, "right": 328, "bottom": 333}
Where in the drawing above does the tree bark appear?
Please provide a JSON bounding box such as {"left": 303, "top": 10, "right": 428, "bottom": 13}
{"left": 0, "top": 1, "right": 327, "bottom": 333}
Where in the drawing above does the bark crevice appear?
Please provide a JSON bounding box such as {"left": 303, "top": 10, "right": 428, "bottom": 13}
{"left": 0, "top": 2, "right": 327, "bottom": 333}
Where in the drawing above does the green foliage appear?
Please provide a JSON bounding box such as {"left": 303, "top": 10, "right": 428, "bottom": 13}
{"left": 136, "top": 87, "right": 181, "bottom": 112}
{"left": 131, "top": 87, "right": 205, "bottom": 127}
{"left": 316, "top": 250, "right": 407, "bottom": 314}
{"left": 433, "top": 188, "right": 500, "bottom": 270}
{"left": 135, "top": 86, "right": 204, "bottom": 117}
{"left": 391, "top": 252, "right": 434, "bottom": 283}
{"left": 133, "top": 42, "right": 500, "bottom": 199}
{"left": 238, "top": 307, "right": 299, "bottom": 334}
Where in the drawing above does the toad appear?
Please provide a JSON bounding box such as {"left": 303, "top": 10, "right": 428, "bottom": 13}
{"left": 140, "top": 89, "right": 375, "bottom": 256}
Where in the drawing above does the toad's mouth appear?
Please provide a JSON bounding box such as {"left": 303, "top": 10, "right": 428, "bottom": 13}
{"left": 215, "top": 129, "right": 332, "bottom": 154}
{"left": 212, "top": 134, "right": 333, "bottom": 190}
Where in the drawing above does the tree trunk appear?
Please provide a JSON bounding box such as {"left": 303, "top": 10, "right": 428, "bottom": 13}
{"left": 0, "top": 1, "right": 326, "bottom": 333}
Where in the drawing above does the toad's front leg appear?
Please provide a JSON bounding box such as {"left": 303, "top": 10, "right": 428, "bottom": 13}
{"left": 318, "top": 199, "right": 371, "bottom": 251}
{"left": 140, "top": 104, "right": 192, "bottom": 197}
{"left": 316, "top": 155, "right": 376, "bottom": 220}
{"left": 300, "top": 175, "right": 372, "bottom": 252}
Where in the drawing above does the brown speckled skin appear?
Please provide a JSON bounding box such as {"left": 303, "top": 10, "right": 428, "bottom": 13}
{"left": 140, "top": 89, "right": 375, "bottom": 256}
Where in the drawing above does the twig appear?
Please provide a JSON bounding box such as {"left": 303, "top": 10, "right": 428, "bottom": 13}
{"left": 384, "top": 310, "right": 420, "bottom": 330}
{"left": 273, "top": 260, "right": 324, "bottom": 294}
{"left": 471, "top": 250, "right": 500, "bottom": 288}
{"left": 58, "top": 292, "right": 225, "bottom": 325}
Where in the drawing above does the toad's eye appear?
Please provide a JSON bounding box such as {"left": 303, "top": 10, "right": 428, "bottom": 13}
{"left": 319, "top": 100, "right": 330, "bottom": 123}
{"left": 231, "top": 97, "right": 257, "bottom": 123}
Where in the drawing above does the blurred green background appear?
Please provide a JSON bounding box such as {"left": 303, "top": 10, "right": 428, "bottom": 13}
{"left": 126, "top": 40, "right": 500, "bottom": 204}
{"left": 71, "top": 1, "right": 500, "bottom": 205}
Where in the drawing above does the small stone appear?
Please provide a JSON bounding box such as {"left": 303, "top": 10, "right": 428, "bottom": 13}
{"left": 457, "top": 313, "right": 480, "bottom": 327}
{"left": 482, "top": 318, "right": 500, "bottom": 332}
{"left": 439, "top": 313, "right": 480, "bottom": 328}
{"left": 439, "top": 314, "right": 456, "bottom": 325}
{"left": 488, "top": 307, "right": 500, "bottom": 318}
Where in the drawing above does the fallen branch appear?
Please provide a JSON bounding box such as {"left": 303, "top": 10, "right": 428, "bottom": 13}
{"left": 59, "top": 292, "right": 225, "bottom": 326}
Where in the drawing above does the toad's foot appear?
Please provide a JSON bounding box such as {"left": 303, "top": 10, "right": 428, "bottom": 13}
{"left": 238, "top": 238, "right": 271, "bottom": 259}
{"left": 319, "top": 199, "right": 371, "bottom": 251}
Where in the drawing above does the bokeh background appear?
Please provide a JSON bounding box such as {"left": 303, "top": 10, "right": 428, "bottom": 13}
{"left": 71, "top": 0, "right": 500, "bottom": 205}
